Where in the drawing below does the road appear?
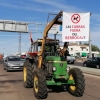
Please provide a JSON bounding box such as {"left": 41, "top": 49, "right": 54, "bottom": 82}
{"left": 0, "top": 62, "right": 100, "bottom": 100}
{"left": 0, "top": 60, "right": 3, "bottom": 64}
{"left": 70, "top": 62, "right": 83, "bottom": 66}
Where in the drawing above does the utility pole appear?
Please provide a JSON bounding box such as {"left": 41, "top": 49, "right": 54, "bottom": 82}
{"left": 89, "top": 34, "right": 92, "bottom": 58}
{"left": 89, "top": 13, "right": 92, "bottom": 58}
{"left": 18, "top": 33, "right": 21, "bottom": 55}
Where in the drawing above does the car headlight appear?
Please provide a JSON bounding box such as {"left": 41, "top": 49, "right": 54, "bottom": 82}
{"left": 8, "top": 63, "right": 13, "bottom": 66}
{"left": 20, "top": 63, "right": 24, "bottom": 66}
{"left": 53, "top": 67, "right": 56, "bottom": 71}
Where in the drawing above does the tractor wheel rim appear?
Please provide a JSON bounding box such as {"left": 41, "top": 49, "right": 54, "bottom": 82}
{"left": 34, "top": 76, "right": 38, "bottom": 93}
{"left": 69, "top": 74, "right": 76, "bottom": 91}
{"left": 24, "top": 67, "right": 27, "bottom": 82}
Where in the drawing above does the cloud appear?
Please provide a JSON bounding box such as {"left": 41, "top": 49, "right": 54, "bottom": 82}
{"left": 0, "top": 2, "right": 58, "bottom": 13}
{"left": 91, "top": 13, "right": 100, "bottom": 21}
{"left": 90, "top": 14, "right": 100, "bottom": 32}
{"left": 33, "top": 0, "right": 83, "bottom": 12}
{"left": 0, "top": 0, "right": 83, "bottom": 13}
{"left": 91, "top": 31, "right": 100, "bottom": 40}
{"left": 0, "top": 37, "right": 31, "bottom": 55}
{"left": 0, "top": 2, "right": 37, "bottom": 11}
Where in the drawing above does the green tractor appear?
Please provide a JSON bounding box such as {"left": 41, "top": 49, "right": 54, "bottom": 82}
{"left": 23, "top": 11, "right": 85, "bottom": 99}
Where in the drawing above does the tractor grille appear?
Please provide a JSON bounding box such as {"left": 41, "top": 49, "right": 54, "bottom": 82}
{"left": 60, "top": 63, "right": 63, "bottom": 67}
{"left": 46, "top": 62, "right": 53, "bottom": 73}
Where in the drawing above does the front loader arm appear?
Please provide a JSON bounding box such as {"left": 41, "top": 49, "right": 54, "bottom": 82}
{"left": 38, "top": 11, "right": 63, "bottom": 68}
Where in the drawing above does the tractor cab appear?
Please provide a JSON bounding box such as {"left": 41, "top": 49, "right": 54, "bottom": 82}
{"left": 32, "top": 38, "right": 60, "bottom": 56}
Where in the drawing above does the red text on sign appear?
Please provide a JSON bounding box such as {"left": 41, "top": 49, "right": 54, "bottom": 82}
{"left": 72, "top": 25, "right": 85, "bottom": 28}
{"left": 65, "top": 36, "right": 85, "bottom": 40}
{"left": 70, "top": 29, "right": 80, "bottom": 32}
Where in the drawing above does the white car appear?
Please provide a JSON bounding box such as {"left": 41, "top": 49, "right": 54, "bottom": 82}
{"left": 67, "top": 55, "right": 76, "bottom": 64}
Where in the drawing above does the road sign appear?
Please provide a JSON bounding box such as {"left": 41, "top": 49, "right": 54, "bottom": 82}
{"left": 48, "top": 24, "right": 62, "bottom": 34}
{"left": 0, "top": 20, "right": 28, "bottom": 33}
{"left": 62, "top": 12, "right": 90, "bottom": 42}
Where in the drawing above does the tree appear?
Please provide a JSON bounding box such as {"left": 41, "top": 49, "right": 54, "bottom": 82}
{"left": 92, "top": 45, "right": 100, "bottom": 52}
{"left": 84, "top": 43, "right": 100, "bottom": 52}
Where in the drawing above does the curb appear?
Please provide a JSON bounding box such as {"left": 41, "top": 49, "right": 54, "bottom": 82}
{"left": 82, "top": 71, "right": 100, "bottom": 77}
{"left": 68, "top": 65, "right": 100, "bottom": 76}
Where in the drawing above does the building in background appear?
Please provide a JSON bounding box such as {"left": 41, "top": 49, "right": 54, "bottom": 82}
{"left": 60, "top": 42, "right": 99, "bottom": 58}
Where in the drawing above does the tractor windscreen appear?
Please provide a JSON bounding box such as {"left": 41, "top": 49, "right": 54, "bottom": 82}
{"left": 44, "top": 39, "right": 59, "bottom": 56}
{"left": 34, "top": 39, "right": 60, "bottom": 56}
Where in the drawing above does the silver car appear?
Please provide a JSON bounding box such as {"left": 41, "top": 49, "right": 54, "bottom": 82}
{"left": 3, "top": 55, "right": 24, "bottom": 72}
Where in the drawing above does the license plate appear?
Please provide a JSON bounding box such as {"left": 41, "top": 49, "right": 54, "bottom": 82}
{"left": 14, "top": 67, "right": 19, "bottom": 68}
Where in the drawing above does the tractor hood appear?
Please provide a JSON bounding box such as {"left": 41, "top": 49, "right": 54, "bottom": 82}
{"left": 45, "top": 56, "right": 68, "bottom": 78}
{"left": 45, "top": 56, "right": 66, "bottom": 62}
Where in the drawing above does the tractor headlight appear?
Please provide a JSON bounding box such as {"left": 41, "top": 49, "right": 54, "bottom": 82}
{"left": 53, "top": 67, "right": 56, "bottom": 71}
{"left": 66, "top": 67, "right": 70, "bottom": 72}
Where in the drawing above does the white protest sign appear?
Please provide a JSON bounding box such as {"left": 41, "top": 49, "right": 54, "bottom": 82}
{"left": 48, "top": 24, "right": 62, "bottom": 34}
{"left": 62, "top": 12, "right": 90, "bottom": 42}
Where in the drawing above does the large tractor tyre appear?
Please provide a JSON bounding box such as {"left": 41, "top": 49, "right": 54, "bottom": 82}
{"left": 6, "top": 67, "right": 10, "bottom": 72}
{"left": 33, "top": 56, "right": 38, "bottom": 65}
{"left": 33, "top": 69, "right": 48, "bottom": 99}
{"left": 68, "top": 68, "right": 85, "bottom": 97}
{"left": 23, "top": 59, "right": 34, "bottom": 88}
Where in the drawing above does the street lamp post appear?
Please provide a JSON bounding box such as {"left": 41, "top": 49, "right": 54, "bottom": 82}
{"left": 3, "top": 48, "right": 5, "bottom": 56}
{"left": 89, "top": 13, "right": 92, "bottom": 58}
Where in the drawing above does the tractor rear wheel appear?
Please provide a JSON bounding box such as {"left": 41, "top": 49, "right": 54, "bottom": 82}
{"left": 23, "top": 59, "right": 34, "bottom": 88}
{"left": 68, "top": 68, "right": 85, "bottom": 97}
{"left": 33, "top": 69, "right": 47, "bottom": 99}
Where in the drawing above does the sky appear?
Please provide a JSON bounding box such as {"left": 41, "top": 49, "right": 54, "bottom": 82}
{"left": 0, "top": 0, "right": 100, "bottom": 55}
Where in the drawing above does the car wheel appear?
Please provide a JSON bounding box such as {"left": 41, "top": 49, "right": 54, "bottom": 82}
{"left": 6, "top": 67, "right": 9, "bottom": 72}
{"left": 83, "top": 63, "right": 87, "bottom": 67}
{"left": 3, "top": 65, "right": 6, "bottom": 70}
{"left": 4, "top": 67, "right": 6, "bottom": 70}
{"left": 96, "top": 65, "right": 100, "bottom": 69}
{"left": 71, "top": 61, "right": 74, "bottom": 64}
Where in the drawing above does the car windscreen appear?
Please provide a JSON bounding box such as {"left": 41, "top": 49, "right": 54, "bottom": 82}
{"left": 8, "top": 56, "right": 21, "bottom": 61}
{"left": 20, "top": 55, "right": 26, "bottom": 61}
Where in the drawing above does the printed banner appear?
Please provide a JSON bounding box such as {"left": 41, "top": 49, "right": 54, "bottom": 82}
{"left": 62, "top": 12, "right": 90, "bottom": 42}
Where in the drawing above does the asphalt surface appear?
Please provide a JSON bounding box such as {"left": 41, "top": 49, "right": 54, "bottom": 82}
{"left": 0, "top": 61, "right": 100, "bottom": 100}
{"left": 71, "top": 62, "right": 83, "bottom": 66}
{"left": 0, "top": 60, "right": 3, "bottom": 64}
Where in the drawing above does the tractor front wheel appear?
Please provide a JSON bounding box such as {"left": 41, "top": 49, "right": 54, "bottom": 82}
{"left": 23, "top": 59, "right": 34, "bottom": 88}
{"left": 68, "top": 68, "right": 85, "bottom": 97}
{"left": 33, "top": 69, "right": 47, "bottom": 99}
